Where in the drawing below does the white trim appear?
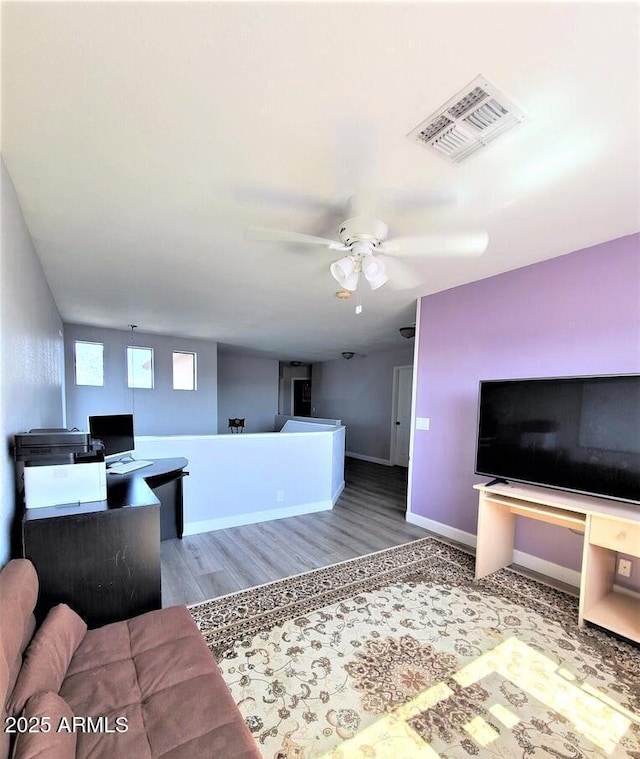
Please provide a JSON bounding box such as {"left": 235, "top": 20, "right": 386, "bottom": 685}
{"left": 346, "top": 451, "right": 392, "bottom": 466}
{"left": 405, "top": 512, "right": 581, "bottom": 589}
{"left": 390, "top": 365, "right": 413, "bottom": 467}
{"left": 512, "top": 549, "right": 581, "bottom": 589}
{"left": 183, "top": 500, "right": 333, "bottom": 536}
{"left": 278, "top": 377, "right": 286, "bottom": 416}
{"left": 406, "top": 512, "right": 477, "bottom": 548}
{"left": 332, "top": 481, "right": 346, "bottom": 503}
{"left": 138, "top": 429, "right": 339, "bottom": 441}
{"left": 406, "top": 298, "right": 420, "bottom": 518}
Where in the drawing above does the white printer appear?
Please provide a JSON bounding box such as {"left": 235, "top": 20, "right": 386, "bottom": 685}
{"left": 14, "top": 430, "right": 106, "bottom": 509}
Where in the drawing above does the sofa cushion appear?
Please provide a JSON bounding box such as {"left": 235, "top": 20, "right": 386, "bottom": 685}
{"left": 7, "top": 605, "right": 87, "bottom": 717}
{"left": 1, "top": 560, "right": 38, "bottom": 759}
{"left": 142, "top": 675, "right": 262, "bottom": 759}
{"left": 74, "top": 703, "right": 152, "bottom": 759}
{"left": 61, "top": 605, "right": 260, "bottom": 759}
{"left": 11, "top": 691, "right": 76, "bottom": 759}
{"left": 0, "top": 560, "right": 38, "bottom": 703}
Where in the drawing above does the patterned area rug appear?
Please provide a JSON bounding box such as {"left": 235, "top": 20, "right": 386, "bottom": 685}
{"left": 189, "top": 537, "right": 639, "bottom": 758}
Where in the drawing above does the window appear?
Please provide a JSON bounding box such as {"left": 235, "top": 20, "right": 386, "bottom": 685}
{"left": 173, "top": 351, "right": 197, "bottom": 390}
{"left": 74, "top": 341, "right": 104, "bottom": 386}
{"left": 127, "top": 346, "right": 154, "bottom": 389}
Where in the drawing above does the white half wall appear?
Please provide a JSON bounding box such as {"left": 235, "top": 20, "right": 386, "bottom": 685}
{"left": 280, "top": 420, "right": 339, "bottom": 432}
{"left": 135, "top": 425, "right": 345, "bottom": 535}
{"left": 275, "top": 414, "right": 342, "bottom": 430}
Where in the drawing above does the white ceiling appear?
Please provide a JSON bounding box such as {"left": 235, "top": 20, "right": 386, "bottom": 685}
{"left": 2, "top": 1, "right": 639, "bottom": 362}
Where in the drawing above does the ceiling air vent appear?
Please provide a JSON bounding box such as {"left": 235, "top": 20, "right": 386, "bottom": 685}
{"left": 408, "top": 76, "right": 526, "bottom": 164}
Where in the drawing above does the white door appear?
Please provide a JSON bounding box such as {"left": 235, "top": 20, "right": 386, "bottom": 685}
{"left": 392, "top": 366, "right": 413, "bottom": 467}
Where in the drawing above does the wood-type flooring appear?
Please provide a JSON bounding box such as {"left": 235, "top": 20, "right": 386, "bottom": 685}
{"left": 161, "top": 457, "right": 427, "bottom": 607}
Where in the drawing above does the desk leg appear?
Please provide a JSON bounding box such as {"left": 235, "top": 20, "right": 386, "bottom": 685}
{"left": 475, "top": 494, "right": 516, "bottom": 579}
{"left": 148, "top": 472, "right": 186, "bottom": 541}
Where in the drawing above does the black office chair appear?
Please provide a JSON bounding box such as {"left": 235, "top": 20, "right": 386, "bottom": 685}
{"left": 228, "top": 418, "right": 245, "bottom": 433}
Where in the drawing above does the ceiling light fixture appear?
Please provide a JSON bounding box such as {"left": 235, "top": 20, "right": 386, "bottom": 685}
{"left": 361, "top": 253, "right": 388, "bottom": 290}
{"left": 330, "top": 241, "right": 387, "bottom": 293}
{"left": 399, "top": 326, "right": 416, "bottom": 339}
{"left": 341, "top": 351, "right": 355, "bottom": 360}
{"left": 330, "top": 256, "right": 359, "bottom": 292}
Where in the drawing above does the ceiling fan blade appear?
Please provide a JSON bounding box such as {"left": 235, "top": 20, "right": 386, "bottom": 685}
{"left": 234, "top": 186, "right": 338, "bottom": 214}
{"left": 347, "top": 189, "right": 384, "bottom": 218}
{"left": 378, "top": 255, "right": 424, "bottom": 291}
{"left": 247, "top": 226, "right": 346, "bottom": 249}
{"left": 350, "top": 187, "right": 457, "bottom": 220}
{"left": 382, "top": 231, "right": 489, "bottom": 257}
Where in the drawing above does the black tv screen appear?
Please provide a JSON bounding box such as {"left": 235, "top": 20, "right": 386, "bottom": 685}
{"left": 88, "top": 413, "right": 135, "bottom": 457}
{"left": 475, "top": 375, "right": 640, "bottom": 504}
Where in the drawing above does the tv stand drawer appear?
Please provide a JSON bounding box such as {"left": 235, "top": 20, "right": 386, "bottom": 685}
{"left": 589, "top": 516, "right": 640, "bottom": 556}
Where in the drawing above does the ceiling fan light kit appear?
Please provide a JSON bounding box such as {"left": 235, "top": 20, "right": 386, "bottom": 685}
{"left": 360, "top": 253, "right": 388, "bottom": 290}
{"left": 249, "top": 196, "right": 489, "bottom": 295}
{"left": 330, "top": 256, "right": 360, "bottom": 291}
{"left": 330, "top": 246, "right": 388, "bottom": 293}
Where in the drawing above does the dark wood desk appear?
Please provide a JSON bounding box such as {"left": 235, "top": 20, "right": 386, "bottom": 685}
{"left": 22, "top": 458, "right": 187, "bottom": 628}
{"left": 106, "top": 457, "right": 188, "bottom": 540}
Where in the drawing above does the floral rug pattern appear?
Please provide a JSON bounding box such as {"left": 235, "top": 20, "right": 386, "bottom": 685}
{"left": 189, "top": 537, "right": 640, "bottom": 758}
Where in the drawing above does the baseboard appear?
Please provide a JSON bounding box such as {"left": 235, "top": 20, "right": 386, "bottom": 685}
{"left": 405, "top": 512, "right": 477, "bottom": 548}
{"left": 512, "top": 549, "right": 581, "bottom": 588}
{"left": 184, "top": 500, "right": 333, "bottom": 536}
{"left": 332, "top": 481, "right": 345, "bottom": 504}
{"left": 346, "top": 452, "right": 392, "bottom": 466}
{"left": 405, "top": 512, "right": 581, "bottom": 589}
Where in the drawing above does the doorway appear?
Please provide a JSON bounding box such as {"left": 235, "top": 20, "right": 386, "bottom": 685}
{"left": 292, "top": 379, "right": 312, "bottom": 416}
{"left": 391, "top": 365, "right": 413, "bottom": 467}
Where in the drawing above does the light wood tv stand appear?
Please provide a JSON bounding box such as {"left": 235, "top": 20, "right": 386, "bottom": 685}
{"left": 474, "top": 481, "right": 640, "bottom": 644}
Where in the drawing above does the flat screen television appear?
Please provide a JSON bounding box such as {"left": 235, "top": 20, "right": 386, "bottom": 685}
{"left": 88, "top": 413, "right": 135, "bottom": 460}
{"left": 475, "top": 374, "right": 640, "bottom": 504}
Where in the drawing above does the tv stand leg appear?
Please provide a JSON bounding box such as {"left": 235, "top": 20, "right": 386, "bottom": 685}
{"left": 475, "top": 493, "right": 515, "bottom": 579}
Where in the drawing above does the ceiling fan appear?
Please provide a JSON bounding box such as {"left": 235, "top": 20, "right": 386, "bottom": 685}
{"left": 247, "top": 196, "right": 489, "bottom": 292}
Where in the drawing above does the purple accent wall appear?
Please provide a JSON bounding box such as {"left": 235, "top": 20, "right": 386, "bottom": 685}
{"left": 410, "top": 233, "right": 640, "bottom": 574}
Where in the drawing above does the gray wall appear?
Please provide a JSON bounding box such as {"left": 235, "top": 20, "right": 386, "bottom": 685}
{"left": 1, "top": 159, "right": 64, "bottom": 564}
{"left": 64, "top": 324, "right": 218, "bottom": 435}
{"left": 311, "top": 345, "right": 415, "bottom": 463}
{"left": 217, "top": 353, "right": 279, "bottom": 433}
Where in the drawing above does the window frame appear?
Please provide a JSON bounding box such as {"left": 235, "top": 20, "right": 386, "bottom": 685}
{"left": 172, "top": 350, "right": 197, "bottom": 391}
{"left": 126, "top": 345, "right": 155, "bottom": 389}
{"left": 73, "top": 340, "right": 104, "bottom": 387}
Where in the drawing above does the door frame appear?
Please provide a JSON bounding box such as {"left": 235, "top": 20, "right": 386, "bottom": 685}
{"left": 390, "top": 365, "right": 413, "bottom": 466}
